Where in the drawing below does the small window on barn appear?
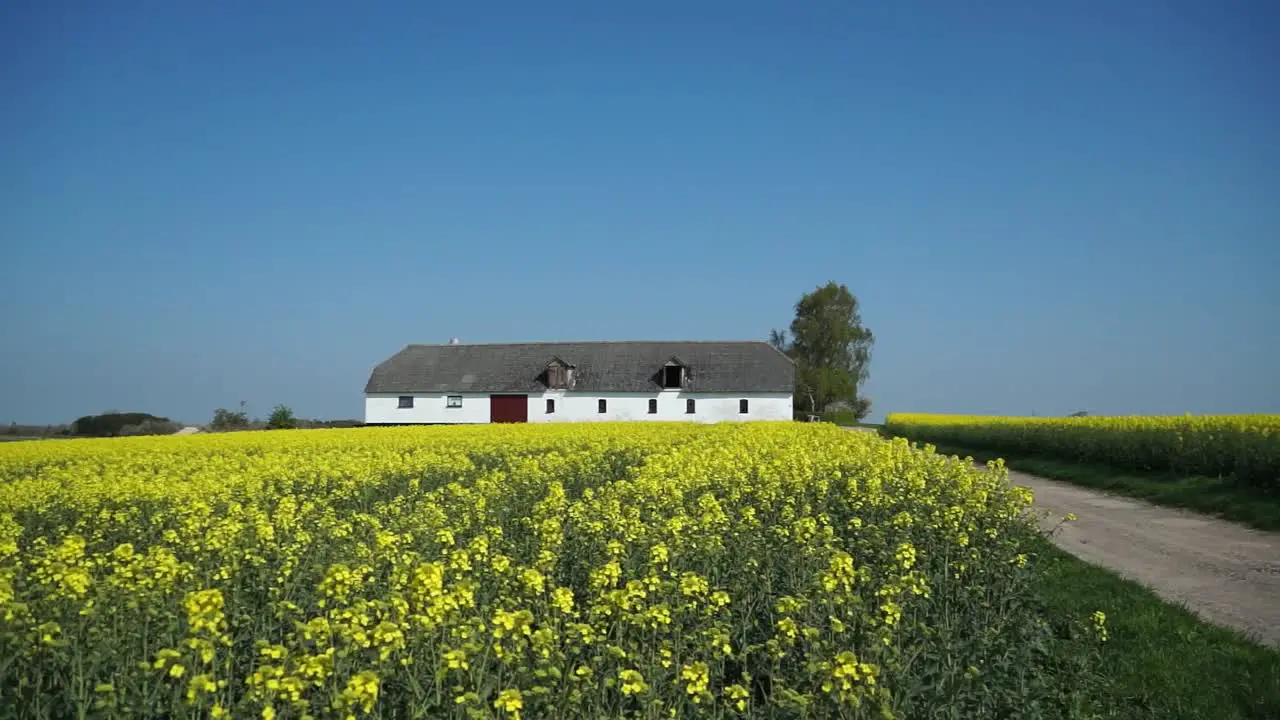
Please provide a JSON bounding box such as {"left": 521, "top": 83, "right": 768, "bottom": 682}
{"left": 546, "top": 399, "right": 555, "bottom": 414}
{"left": 740, "top": 399, "right": 749, "bottom": 414}
{"left": 648, "top": 399, "right": 657, "bottom": 414}
{"left": 446, "top": 395, "right": 463, "bottom": 408}
{"left": 398, "top": 396, "right": 414, "bottom": 409}
{"left": 686, "top": 398, "right": 696, "bottom": 414}
{"left": 598, "top": 399, "right": 607, "bottom": 414}
{"left": 662, "top": 365, "right": 683, "bottom": 389}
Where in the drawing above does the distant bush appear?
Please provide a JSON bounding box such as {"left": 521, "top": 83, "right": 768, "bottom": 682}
{"left": 210, "top": 403, "right": 250, "bottom": 432}
{"left": 266, "top": 405, "right": 297, "bottom": 430}
{"left": 206, "top": 402, "right": 362, "bottom": 433}
{"left": 794, "top": 410, "right": 868, "bottom": 426}
{"left": 822, "top": 410, "right": 864, "bottom": 426}
{"left": 300, "top": 419, "right": 364, "bottom": 429}
{"left": 4, "top": 424, "right": 72, "bottom": 438}
{"left": 793, "top": 397, "right": 872, "bottom": 426}
{"left": 71, "top": 413, "right": 174, "bottom": 437}
{"left": 118, "top": 419, "right": 181, "bottom": 437}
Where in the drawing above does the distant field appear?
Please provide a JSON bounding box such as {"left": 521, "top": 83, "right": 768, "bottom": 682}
{"left": 883, "top": 413, "right": 1280, "bottom": 490}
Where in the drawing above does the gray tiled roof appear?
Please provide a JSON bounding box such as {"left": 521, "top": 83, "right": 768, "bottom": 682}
{"left": 365, "top": 341, "right": 795, "bottom": 394}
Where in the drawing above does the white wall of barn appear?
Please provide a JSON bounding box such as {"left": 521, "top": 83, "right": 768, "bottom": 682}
{"left": 364, "top": 391, "right": 792, "bottom": 424}
{"left": 365, "top": 393, "right": 492, "bottom": 424}
{"left": 529, "top": 391, "right": 792, "bottom": 423}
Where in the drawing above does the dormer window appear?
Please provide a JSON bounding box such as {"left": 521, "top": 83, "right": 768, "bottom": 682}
{"left": 546, "top": 358, "right": 574, "bottom": 389}
{"left": 661, "top": 358, "right": 686, "bottom": 389}
{"left": 548, "top": 365, "right": 567, "bottom": 388}
{"left": 662, "top": 366, "right": 683, "bottom": 388}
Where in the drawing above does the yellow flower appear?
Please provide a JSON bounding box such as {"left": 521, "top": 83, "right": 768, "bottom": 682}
{"left": 38, "top": 621, "right": 60, "bottom": 645}
{"left": 880, "top": 600, "right": 902, "bottom": 626}
{"left": 443, "top": 648, "right": 468, "bottom": 670}
{"left": 153, "top": 648, "right": 181, "bottom": 669}
{"left": 339, "top": 671, "right": 379, "bottom": 714}
{"left": 649, "top": 543, "right": 669, "bottom": 566}
{"left": 519, "top": 568, "right": 545, "bottom": 594}
{"left": 494, "top": 688, "right": 524, "bottom": 718}
{"left": 185, "top": 674, "right": 217, "bottom": 704}
{"left": 188, "top": 637, "right": 217, "bottom": 664}
{"left": 184, "top": 589, "right": 226, "bottom": 637}
{"left": 619, "top": 669, "right": 648, "bottom": 696}
{"left": 822, "top": 651, "right": 878, "bottom": 705}
{"left": 680, "top": 662, "right": 710, "bottom": 702}
{"left": 894, "top": 543, "right": 917, "bottom": 570}
{"left": 1091, "top": 610, "right": 1109, "bottom": 642}
{"left": 724, "top": 683, "right": 750, "bottom": 711}
{"left": 492, "top": 608, "right": 533, "bottom": 639}
{"left": 550, "top": 586, "right": 575, "bottom": 614}
{"left": 679, "top": 572, "right": 708, "bottom": 598}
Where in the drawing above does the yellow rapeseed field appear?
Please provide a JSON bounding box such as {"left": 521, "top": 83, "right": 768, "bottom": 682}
{"left": 0, "top": 423, "right": 1093, "bottom": 718}
{"left": 884, "top": 413, "right": 1280, "bottom": 487}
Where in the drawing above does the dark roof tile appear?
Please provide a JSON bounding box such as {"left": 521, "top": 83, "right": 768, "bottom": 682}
{"left": 365, "top": 341, "right": 794, "bottom": 394}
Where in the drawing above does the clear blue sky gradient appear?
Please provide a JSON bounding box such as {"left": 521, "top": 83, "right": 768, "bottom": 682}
{"left": 2, "top": 1, "right": 1277, "bottom": 425}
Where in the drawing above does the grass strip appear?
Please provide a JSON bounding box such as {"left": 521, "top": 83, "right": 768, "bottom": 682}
{"left": 903, "top": 440, "right": 1280, "bottom": 531}
{"left": 1034, "top": 536, "right": 1280, "bottom": 719}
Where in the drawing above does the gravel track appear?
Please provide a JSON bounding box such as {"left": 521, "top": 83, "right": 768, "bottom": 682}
{"left": 1011, "top": 469, "right": 1280, "bottom": 648}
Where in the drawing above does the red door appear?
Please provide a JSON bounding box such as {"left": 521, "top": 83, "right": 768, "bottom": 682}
{"left": 490, "top": 395, "right": 528, "bottom": 423}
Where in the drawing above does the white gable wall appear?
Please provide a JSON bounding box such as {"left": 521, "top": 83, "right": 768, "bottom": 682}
{"left": 365, "top": 393, "right": 492, "bottom": 424}
{"left": 365, "top": 391, "right": 791, "bottom": 424}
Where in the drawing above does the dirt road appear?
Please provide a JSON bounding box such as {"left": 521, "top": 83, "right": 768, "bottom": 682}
{"left": 1010, "top": 469, "right": 1280, "bottom": 648}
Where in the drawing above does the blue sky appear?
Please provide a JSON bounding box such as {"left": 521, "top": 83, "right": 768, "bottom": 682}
{"left": 2, "top": 1, "right": 1276, "bottom": 425}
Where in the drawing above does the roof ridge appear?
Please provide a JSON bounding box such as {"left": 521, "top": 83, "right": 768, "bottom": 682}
{"left": 370, "top": 340, "right": 795, "bottom": 394}
{"left": 407, "top": 340, "right": 773, "bottom": 348}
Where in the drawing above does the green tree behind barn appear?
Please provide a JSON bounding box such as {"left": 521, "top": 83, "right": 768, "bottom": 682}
{"left": 771, "top": 281, "right": 875, "bottom": 420}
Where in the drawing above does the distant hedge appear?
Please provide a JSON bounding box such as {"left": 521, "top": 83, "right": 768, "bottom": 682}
{"left": 70, "top": 413, "right": 177, "bottom": 437}
{"left": 299, "top": 419, "right": 364, "bottom": 429}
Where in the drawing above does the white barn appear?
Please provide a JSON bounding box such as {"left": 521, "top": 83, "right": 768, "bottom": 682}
{"left": 364, "top": 340, "right": 794, "bottom": 424}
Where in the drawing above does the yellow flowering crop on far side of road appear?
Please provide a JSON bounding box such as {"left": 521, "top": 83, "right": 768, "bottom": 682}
{"left": 884, "top": 413, "right": 1280, "bottom": 488}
